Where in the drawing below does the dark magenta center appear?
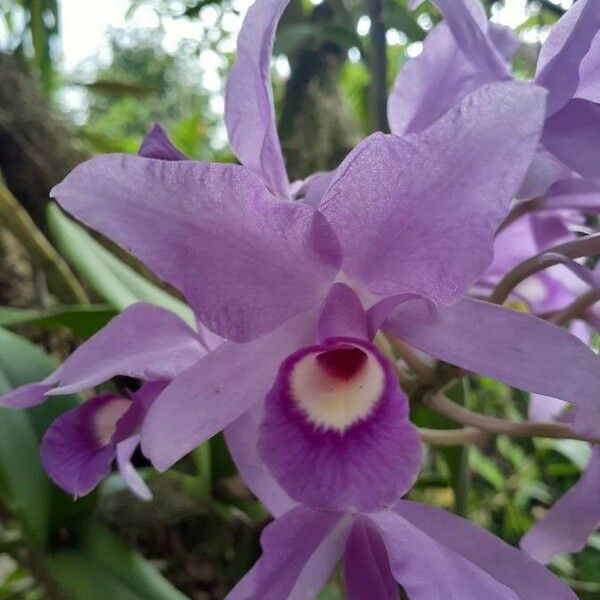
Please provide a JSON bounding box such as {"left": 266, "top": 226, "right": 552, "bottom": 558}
{"left": 316, "top": 346, "right": 368, "bottom": 380}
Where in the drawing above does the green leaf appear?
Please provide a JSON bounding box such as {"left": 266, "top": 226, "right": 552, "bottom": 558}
{"left": 0, "top": 328, "right": 56, "bottom": 546}
{"left": 46, "top": 525, "right": 187, "bottom": 600}
{"left": 0, "top": 328, "right": 94, "bottom": 546}
{"left": 0, "top": 305, "right": 116, "bottom": 339}
{"left": 47, "top": 204, "right": 195, "bottom": 327}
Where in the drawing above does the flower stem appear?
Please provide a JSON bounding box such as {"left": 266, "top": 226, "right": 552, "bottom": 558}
{"left": 423, "top": 392, "right": 600, "bottom": 444}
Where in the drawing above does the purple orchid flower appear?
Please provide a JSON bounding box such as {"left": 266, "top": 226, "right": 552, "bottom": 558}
{"left": 225, "top": 501, "right": 576, "bottom": 599}
{"left": 2, "top": 0, "right": 600, "bottom": 499}
{"left": 41, "top": 381, "right": 166, "bottom": 499}
{"left": 391, "top": 0, "right": 600, "bottom": 199}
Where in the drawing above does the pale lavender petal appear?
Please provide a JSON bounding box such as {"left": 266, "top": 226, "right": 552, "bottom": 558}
{"left": 40, "top": 395, "right": 131, "bottom": 497}
{"left": 521, "top": 446, "right": 600, "bottom": 564}
{"left": 138, "top": 124, "right": 187, "bottom": 160}
{"left": 318, "top": 283, "right": 368, "bottom": 341}
{"left": 52, "top": 155, "right": 341, "bottom": 342}
{"left": 529, "top": 394, "right": 570, "bottom": 424}
{"left": 543, "top": 99, "right": 600, "bottom": 180}
{"left": 576, "top": 32, "right": 600, "bottom": 102}
{"left": 288, "top": 516, "right": 349, "bottom": 600}
{"left": 322, "top": 82, "right": 546, "bottom": 304}
{"left": 428, "top": 0, "right": 507, "bottom": 79}
{"left": 344, "top": 517, "right": 397, "bottom": 600}
{"left": 369, "top": 510, "right": 519, "bottom": 600}
{"left": 535, "top": 0, "right": 600, "bottom": 115}
{"left": 258, "top": 338, "right": 421, "bottom": 512}
{"left": 298, "top": 172, "right": 334, "bottom": 208}
{"left": 116, "top": 435, "right": 152, "bottom": 501}
{"left": 517, "top": 148, "right": 572, "bottom": 200}
{"left": 48, "top": 303, "right": 204, "bottom": 395}
{"left": 388, "top": 23, "right": 483, "bottom": 135}
{"left": 542, "top": 178, "right": 600, "bottom": 213}
{"left": 0, "top": 374, "right": 59, "bottom": 408}
{"left": 489, "top": 23, "right": 519, "bottom": 62}
{"left": 394, "top": 500, "right": 577, "bottom": 600}
{"left": 224, "top": 0, "right": 290, "bottom": 198}
{"left": 226, "top": 506, "right": 346, "bottom": 600}
{"left": 224, "top": 403, "right": 295, "bottom": 518}
{"left": 142, "top": 310, "right": 317, "bottom": 471}
{"left": 384, "top": 297, "right": 600, "bottom": 436}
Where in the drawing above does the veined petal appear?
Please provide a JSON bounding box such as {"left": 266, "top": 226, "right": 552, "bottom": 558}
{"left": 322, "top": 82, "right": 546, "bottom": 304}
{"left": 224, "top": 0, "right": 290, "bottom": 198}
{"left": 535, "top": 0, "right": 600, "bottom": 115}
{"left": 142, "top": 310, "right": 317, "bottom": 471}
{"left": 369, "top": 510, "right": 519, "bottom": 600}
{"left": 521, "top": 446, "right": 600, "bottom": 564}
{"left": 543, "top": 99, "right": 600, "bottom": 180}
{"left": 224, "top": 404, "right": 295, "bottom": 518}
{"left": 48, "top": 303, "right": 204, "bottom": 395}
{"left": 52, "top": 156, "right": 341, "bottom": 342}
{"left": 258, "top": 337, "right": 421, "bottom": 512}
{"left": 394, "top": 500, "right": 577, "bottom": 600}
{"left": 226, "top": 506, "right": 347, "bottom": 600}
{"left": 138, "top": 124, "right": 187, "bottom": 160}
{"left": 344, "top": 517, "right": 398, "bottom": 600}
{"left": 384, "top": 297, "right": 600, "bottom": 437}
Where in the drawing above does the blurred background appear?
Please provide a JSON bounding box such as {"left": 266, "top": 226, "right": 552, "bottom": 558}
{"left": 0, "top": 0, "right": 598, "bottom": 598}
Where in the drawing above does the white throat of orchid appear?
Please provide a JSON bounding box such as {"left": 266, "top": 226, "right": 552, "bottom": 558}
{"left": 94, "top": 398, "right": 132, "bottom": 446}
{"left": 290, "top": 345, "right": 385, "bottom": 431}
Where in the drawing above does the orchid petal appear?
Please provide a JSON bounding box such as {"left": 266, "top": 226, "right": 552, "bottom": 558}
{"left": 116, "top": 435, "right": 152, "bottom": 501}
{"left": 225, "top": 0, "right": 290, "bottom": 198}
{"left": 394, "top": 500, "right": 577, "bottom": 600}
{"left": 344, "top": 517, "right": 398, "bottom": 600}
{"left": 521, "top": 446, "right": 600, "bottom": 564}
{"left": 322, "top": 82, "right": 546, "bottom": 304}
{"left": 318, "top": 283, "right": 368, "bottom": 342}
{"left": 427, "top": 0, "right": 507, "bottom": 80}
{"left": 369, "top": 510, "right": 519, "bottom": 600}
{"left": 52, "top": 156, "right": 341, "bottom": 342}
{"left": 142, "top": 310, "right": 317, "bottom": 471}
{"left": 384, "top": 297, "right": 600, "bottom": 436}
{"left": 226, "top": 506, "right": 346, "bottom": 600}
{"left": 138, "top": 124, "right": 187, "bottom": 160}
{"left": 535, "top": 0, "right": 600, "bottom": 115}
{"left": 48, "top": 303, "right": 204, "bottom": 396}
{"left": 388, "top": 23, "right": 483, "bottom": 135}
{"left": 224, "top": 404, "right": 295, "bottom": 518}
{"left": 576, "top": 32, "right": 600, "bottom": 103}
{"left": 543, "top": 99, "right": 600, "bottom": 180}
{"left": 542, "top": 178, "right": 600, "bottom": 214}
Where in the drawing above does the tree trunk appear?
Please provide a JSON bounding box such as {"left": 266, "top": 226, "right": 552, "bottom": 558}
{"left": 0, "top": 52, "right": 87, "bottom": 228}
